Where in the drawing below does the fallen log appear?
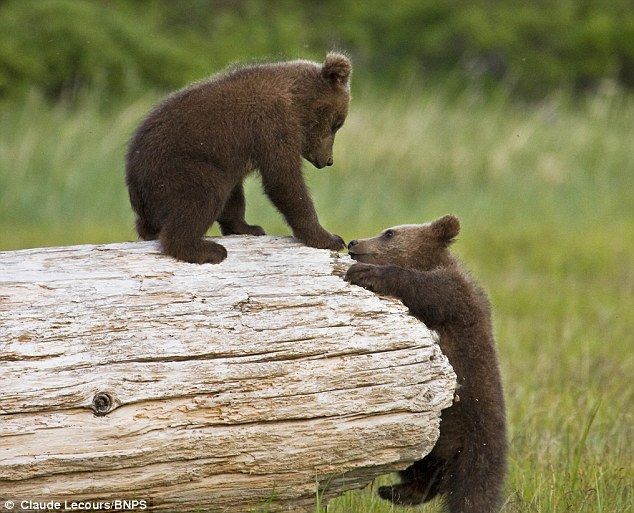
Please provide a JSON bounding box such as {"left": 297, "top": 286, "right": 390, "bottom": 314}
{"left": 0, "top": 236, "right": 456, "bottom": 512}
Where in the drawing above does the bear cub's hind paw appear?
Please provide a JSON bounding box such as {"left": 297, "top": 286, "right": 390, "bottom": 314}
{"left": 377, "top": 483, "right": 427, "bottom": 506}
{"left": 220, "top": 223, "right": 266, "bottom": 237}
{"left": 162, "top": 239, "right": 228, "bottom": 265}
{"left": 198, "top": 242, "right": 228, "bottom": 264}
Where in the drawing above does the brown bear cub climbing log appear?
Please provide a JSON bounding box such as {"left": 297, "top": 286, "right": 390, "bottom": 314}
{"left": 345, "top": 215, "right": 506, "bottom": 513}
{"left": 126, "top": 53, "right": 351, "bottom": 264}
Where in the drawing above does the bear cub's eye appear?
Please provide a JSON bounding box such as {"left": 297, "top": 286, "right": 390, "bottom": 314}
{"left": 332, "top": 120, "right": 344, "bottom": 132}
{"left": 383, "top": 229, "right": 395, "bottom": 239}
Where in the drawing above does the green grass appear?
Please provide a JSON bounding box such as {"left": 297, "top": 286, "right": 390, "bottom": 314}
{"left": 1, "top": 88, "right": 632, "bottom": 512}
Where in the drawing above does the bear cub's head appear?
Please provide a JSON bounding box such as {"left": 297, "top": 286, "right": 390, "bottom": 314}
{"left": 302, "top": 52, "right": 351, "bottom": 169}
{"left": 348, "top": 215, "right": 460, "bottom": 272}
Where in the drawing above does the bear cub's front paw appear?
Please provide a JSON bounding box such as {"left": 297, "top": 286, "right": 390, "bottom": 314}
{"left": 304, "top": 232, "right": 346, "bottom": 251}
{"left": 344, "top": 262, "right": 391, "bottom": 294}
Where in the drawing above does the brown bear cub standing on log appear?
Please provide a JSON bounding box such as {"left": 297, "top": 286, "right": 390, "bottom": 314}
{"left": 126, "top": 53, "right": 351, "bottom": 264}
{"left": 345, "top": 215, "right": 506, "bottom": 513}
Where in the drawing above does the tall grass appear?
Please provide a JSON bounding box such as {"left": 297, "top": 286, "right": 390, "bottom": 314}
{"left": 0, "top": 88, "right": 632, "bottom": 512}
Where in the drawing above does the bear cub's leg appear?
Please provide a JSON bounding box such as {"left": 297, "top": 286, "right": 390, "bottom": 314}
{"left": 217, "top": 183, "right": 265, "bottom": 236}
{"left": 160, "top": 219, "right": 227, "bottom": 265}
{"left": 158, "top": 175, "right": 228, "bottom": 264}
{"left": 260, "top": 156, "right": 344, "bottom": 250}
{"left": 135, "top": 216, "right": 160, "bottom": 241}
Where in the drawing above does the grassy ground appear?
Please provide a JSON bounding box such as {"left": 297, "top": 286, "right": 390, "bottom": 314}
{"left": 1, "top": 88, "right": 632, "bottom": 512}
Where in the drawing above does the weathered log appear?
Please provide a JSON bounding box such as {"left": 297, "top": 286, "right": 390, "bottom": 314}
{"left": 0, "top": 236, "right": 455, "bottom": 512}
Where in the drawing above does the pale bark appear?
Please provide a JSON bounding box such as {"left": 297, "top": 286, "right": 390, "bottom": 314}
{"left": 0, "top": 236, "right": 456, "bottom": 512}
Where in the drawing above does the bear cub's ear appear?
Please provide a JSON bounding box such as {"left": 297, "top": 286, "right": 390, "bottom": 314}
{"left": 431, "top": 215, "right": 460, "bottom": 246}
{"left": 322, "top": 52, "right": 352, "bottom": 87}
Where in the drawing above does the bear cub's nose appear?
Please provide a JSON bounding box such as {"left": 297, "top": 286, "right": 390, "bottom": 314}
{"left": 348, "top": 240, "right": 358, "bottom": 250}
{"left": 327, "top": 157, "right": 334, "bottom": 166}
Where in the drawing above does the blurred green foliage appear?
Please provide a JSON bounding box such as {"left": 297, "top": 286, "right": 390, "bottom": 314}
{"left": 0, "top": 0, "right": 633, "bottom": 100}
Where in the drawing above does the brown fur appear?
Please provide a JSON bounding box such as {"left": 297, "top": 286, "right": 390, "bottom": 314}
{"left": 126, "top": 53, "right": 351, "bottom": 264}
{"left": 345, "top": 215, "right": 507, "bottom": 513}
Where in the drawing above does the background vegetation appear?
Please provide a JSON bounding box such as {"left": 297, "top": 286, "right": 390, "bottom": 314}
{"left": 0, "top": 1, "right": 632, "bottom": 512}
{"left": 2, "top": 0, "right": 634, "bottom": 99}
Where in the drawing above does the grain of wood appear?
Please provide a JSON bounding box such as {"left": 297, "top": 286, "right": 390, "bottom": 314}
{"left": 0, "top": 236, "right": 456, "bottom": 512}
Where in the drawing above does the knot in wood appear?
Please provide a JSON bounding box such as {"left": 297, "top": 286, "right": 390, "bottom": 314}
{"left": 92, "top": 392, "right": 113, "bottom": 415}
